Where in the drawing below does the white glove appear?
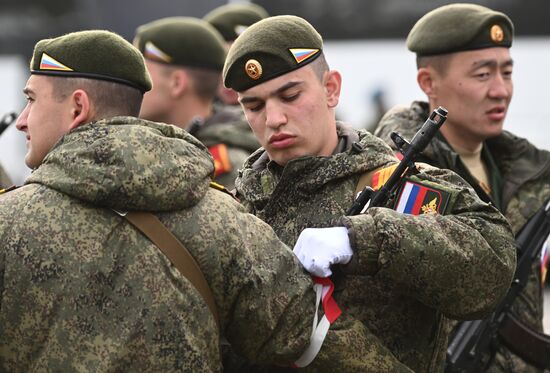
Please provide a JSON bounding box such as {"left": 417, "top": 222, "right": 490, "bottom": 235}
{"left": 293, "top": 227, "right": 353, "bottom": 277}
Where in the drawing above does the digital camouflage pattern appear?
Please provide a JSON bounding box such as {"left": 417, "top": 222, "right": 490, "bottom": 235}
{"left": 235, "top": 122, "right": 517, "bottom": 373}
{"left": 0, "top": 116, "right": 325, "bottom": 372}
{"left": 0, "top": 164, "right": 11, "bottom": 189}
{"left": 375, "top": 101, "right": 550, "bottom": 373}
{"left": 192, "top": 103, "right": 259, "bottom": 189}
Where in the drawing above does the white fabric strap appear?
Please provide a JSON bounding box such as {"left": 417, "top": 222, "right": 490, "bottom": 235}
{"left": 292, "top": 283, "right": 332, "bottom": 368}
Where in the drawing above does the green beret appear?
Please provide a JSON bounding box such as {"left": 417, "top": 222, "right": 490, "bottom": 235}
{"left": 134, "top": 17, "right": 226, "bottom": 71}
{"left": 203, "top": 3, "right": 269, "bottom": 42}
{"left": 407, "top": 3, "right": 514, "bottom": 56}
{"left": 223, "top": 15, "right": 323, "bottom": 92}
{"left": 30, "top": 30, "right": 151, "bottom": 92}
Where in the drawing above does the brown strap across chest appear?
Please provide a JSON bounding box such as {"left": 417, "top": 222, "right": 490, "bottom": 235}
{"left": 498, "top": 312, "right": 550, "bottom": 369}
{"left": 124, "top": 211, "right": 220, "bottom": 328}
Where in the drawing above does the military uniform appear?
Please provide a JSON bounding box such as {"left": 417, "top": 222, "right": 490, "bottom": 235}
{"left": 2, "top": 28, "right": 366, "bottom": 372}
{"left": 235, "top": 122, "right": 516, "bottom": 372}
{"left": 222, "top": 14, "right": 516, "bottom": 372}
{"left": 190, "top": 103, "right": 259, "bottom": 189}
{"left": 0, "top": 117, "right": 321, "bottom": 372}
{"left": 376, "top": 101, "right": 550, "bottom": 372}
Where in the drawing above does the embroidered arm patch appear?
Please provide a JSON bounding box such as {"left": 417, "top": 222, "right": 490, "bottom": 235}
{"left": 394, "top": 178, "right": 453, "bottom": 215}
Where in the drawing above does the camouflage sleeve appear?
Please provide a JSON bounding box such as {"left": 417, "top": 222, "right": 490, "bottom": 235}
{"left": 341, "top": 166, "right": 516, "bottom": 320}
{"left": 305, "top": 314, "right": 414, "bottom": 372}
{"left": 169, "top": 190, "right": 417, "bottom": 371}
{"left": 164, "top": 189, "right": 315, "bottom": 365}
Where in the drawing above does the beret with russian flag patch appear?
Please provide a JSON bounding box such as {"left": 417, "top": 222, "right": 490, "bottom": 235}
{"left": 30, "top": 30, "right": 152, "bottom": 92}
{"left": 223, "top": 15, "right": 323, "bottom": 92}
{"left": 134, "top": 17, "right": 226, "bottom": 71}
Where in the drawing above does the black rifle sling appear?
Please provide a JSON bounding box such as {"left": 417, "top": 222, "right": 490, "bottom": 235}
{"left": 124, "top": 211, "right": 220, "bottom": 328}
{"left": 498, "top": 312, "right": 550, "bottom": 369}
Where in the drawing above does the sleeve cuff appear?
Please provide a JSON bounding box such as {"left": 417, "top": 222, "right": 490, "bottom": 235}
{"left": 340, "top": 213, "right": 380, "bottom": 275}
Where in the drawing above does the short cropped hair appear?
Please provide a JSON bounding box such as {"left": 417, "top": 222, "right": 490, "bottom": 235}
{"left": 185, "top": 67, "right": 221, "bottom": 102}
{"left": 310, "top": 52, "right": 330, "bottom": 82}
{"left": 50, "top": 77, "right": 143, "bottom": 118}
{"left": 416, "top": 54, "right": 452, "bottom": 76}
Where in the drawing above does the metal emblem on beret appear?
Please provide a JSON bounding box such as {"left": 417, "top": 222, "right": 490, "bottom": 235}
{"left": 490, "top": 24, "right": 504, "bottom": 43}
{"left": 245, "top": 59, "right": 262, "bottom": 80}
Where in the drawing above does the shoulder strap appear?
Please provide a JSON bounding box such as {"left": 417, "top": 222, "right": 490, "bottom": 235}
{"left": 124, "top": 211, "right": 220, "bottom": 328}
{"left": 498, "top": 312, "right": 550, "bottom": 369}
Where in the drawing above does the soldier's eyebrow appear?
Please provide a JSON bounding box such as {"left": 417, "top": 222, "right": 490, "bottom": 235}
{"left": 23, "top": 87, "right": 34, "bottom": 96}
{"left": 240, "top": 81, "right": 303, "bottom": 104}
{"left": 471, "top": 58, "right": 514, "bottom": 70}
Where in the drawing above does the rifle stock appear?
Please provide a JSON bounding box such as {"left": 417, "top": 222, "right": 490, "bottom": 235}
{"left": 445, "top": 199, "right": 550, "bottom": 372}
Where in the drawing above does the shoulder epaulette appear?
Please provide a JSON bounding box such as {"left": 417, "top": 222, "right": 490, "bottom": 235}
{"left": 208, "top": 143, "right": 232, "bottom": 177}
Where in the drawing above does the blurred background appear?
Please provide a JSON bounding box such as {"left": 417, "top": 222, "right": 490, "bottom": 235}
{"left": 1, "top": 0, "right": 549, "bottom": 185}
{"left": 0, "top": 0, "right": 548, "bottom": 333}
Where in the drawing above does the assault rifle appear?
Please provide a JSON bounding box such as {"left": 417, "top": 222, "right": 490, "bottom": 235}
{"left": 446, "top": 198, "right": 550, "bottom": 372}
{"left": 347, "top": 106, "right": 448, "bottom": 215}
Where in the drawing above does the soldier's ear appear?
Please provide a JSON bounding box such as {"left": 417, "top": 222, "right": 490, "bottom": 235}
{"left": 170, "top": 69, "right": 189, "bottom": 97}
{"left": 417, "top": 67, "right": 436, "bottom": 99}
{"left": 324, "top": 70, "right": 341, "bottom": 108}
{"left": 68, "top": 89, "right": 92, "bottom": 130}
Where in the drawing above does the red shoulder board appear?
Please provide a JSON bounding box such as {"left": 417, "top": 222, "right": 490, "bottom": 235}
{"left": 208, "top": 144, "right": 232, "bottom": 178}
{"left": 394, "top": 180, "right": 451, "bottom": 215}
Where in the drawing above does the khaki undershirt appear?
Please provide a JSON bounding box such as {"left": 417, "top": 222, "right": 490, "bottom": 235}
{"left": 453, "top": 143, "right": 492, "bottom": 195}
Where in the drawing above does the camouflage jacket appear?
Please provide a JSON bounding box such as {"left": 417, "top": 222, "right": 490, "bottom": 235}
{"left": 0, "top": 117, "right": 320, "bottom": 372}
{"left": 235, "top": 122, "right": 516, "bottom": 373}
{"left": 0, "top": 164, "right": 12, "bottom": 189}
{"left": 375, "top": 101, "right": 550, "bottom": 372}
{"left": 192, "top": 103, "right": 260, "bottom": 189}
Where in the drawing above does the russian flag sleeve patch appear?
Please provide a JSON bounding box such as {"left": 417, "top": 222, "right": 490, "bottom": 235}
{"left": 394, "top": 179, "right": 452, "bottom": 215}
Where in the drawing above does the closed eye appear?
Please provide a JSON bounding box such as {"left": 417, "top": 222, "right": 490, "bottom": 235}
{"left": 282, "top": 92, "right": 300, "bottom": 102}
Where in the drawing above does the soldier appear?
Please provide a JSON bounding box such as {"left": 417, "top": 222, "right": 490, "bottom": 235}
{"left": 204, "top": 2, "right": 269, "bottom": 107}
{"left": 223, "top": 15, "right": 517, "bottom": 372}
{"left": 374, "top": 4, "right": 550, "bottom": 372}
{"left": 134, "top": 17, "right": 256, "bottom": 189}
{"left": 1, "top": 29, "right": 370, "bottom": 372}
